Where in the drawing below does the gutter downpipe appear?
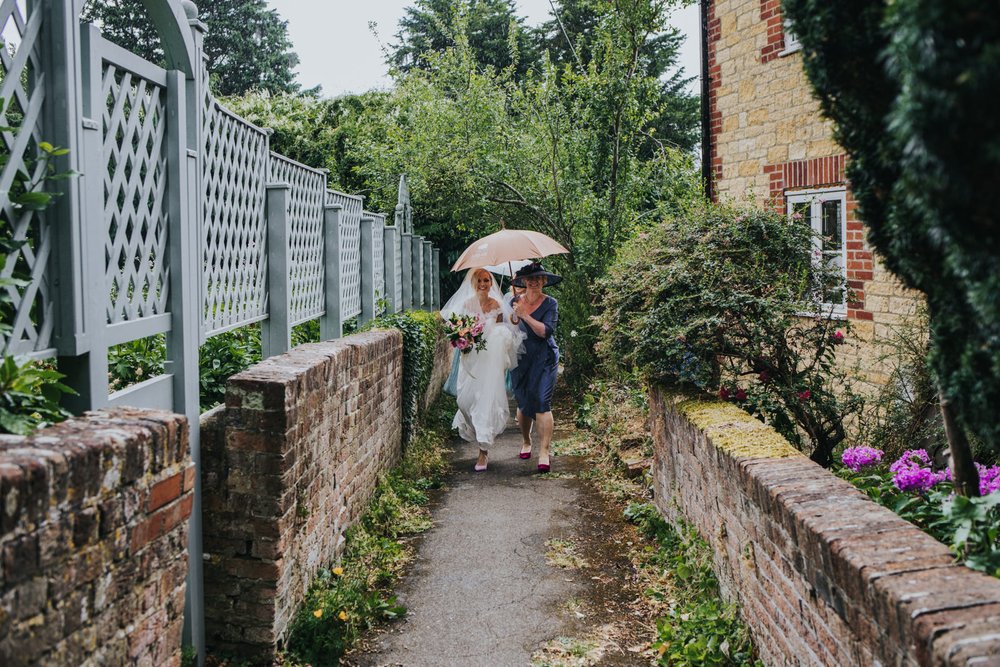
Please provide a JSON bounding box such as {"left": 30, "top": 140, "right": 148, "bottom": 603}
{"left": 700, "top": 0, "right": 713, "bottom": 201}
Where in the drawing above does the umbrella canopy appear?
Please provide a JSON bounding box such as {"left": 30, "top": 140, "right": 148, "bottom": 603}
{"left": 451, "top": 229, "right": 569, "bottom": 272}
{"left": 483, "top": 259, "right": 532, "bottom": 276}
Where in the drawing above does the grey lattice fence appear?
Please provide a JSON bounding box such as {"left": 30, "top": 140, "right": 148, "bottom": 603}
{"left": 3, "top": 0, "right": 441, "bottom": 658}
{"left": 1, "top": 0, "right": 52, "bottom": 357}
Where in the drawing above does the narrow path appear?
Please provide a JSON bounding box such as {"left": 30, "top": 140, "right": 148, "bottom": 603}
{"left": 350, "top": 410, "right": 646, "bottom": 666}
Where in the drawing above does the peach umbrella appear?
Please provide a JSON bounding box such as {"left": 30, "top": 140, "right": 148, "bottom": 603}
{"left": 451, "top": 229, "right": 570, "bottom": 272}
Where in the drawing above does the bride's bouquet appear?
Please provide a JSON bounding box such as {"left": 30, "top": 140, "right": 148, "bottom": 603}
{"left": 444, "top": 313, "right": 487, "bottom": 354}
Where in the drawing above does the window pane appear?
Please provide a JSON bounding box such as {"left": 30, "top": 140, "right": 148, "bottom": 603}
{"left": 823, "top": 251, "right": 845, "bottom": 304}
{"left": 791, "top": 201, "right": 810, "bottom": 225}
{"left": 821, "top": 199, "right": 842, "bottom": 251}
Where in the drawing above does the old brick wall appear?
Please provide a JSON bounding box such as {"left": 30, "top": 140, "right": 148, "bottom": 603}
{"left": 649, "top": 387, "right": 1000, "bottom": 665}
{"left": 201, "top": 330, "right": 404, "bottom": 658}
{"left": 0, "top": 409, "right": 192, "bottom": 666}
{"left": 707, "top": 0, "right": 924, "bottom": 395}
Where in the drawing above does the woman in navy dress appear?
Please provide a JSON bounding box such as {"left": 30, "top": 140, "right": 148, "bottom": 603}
{"left": 510, "top": 262, "right": 560, "bottom": 472}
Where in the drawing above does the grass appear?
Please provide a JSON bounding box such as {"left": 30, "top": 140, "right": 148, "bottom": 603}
{"left": 545, "top": 538, "right": 591, "bottom": 569}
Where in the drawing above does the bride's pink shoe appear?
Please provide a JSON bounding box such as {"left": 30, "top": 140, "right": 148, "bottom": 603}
{"left": 474, "top": 452, "right": 488, "bottom": 472}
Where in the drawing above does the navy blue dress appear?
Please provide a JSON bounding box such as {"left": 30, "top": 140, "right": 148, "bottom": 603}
{"left": 511, "top": 296, "right": 559, "bottom": 418}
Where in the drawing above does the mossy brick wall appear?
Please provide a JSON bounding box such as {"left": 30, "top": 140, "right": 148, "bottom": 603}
{"left": 649, "top": 386, "right": 1000, "bottom": 665}
{"left": 422, "top": 327, "right": 453, "bottom": 413}
{"left": 200, "top": 330, "right": 405, "bottom": 658}
{"left": 707, "top": 0, "right": 925, "bottom": 396}
{"left": 0, "top": 408, "right": 192, "bottom": 667}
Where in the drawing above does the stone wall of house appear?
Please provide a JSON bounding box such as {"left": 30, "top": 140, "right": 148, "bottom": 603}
{"left": 0, "top": 409, "right": 193, "bottom": 667}
{"left": 708, "top": 0, "right": 924, "bottom": 395}
{"left": 200, "top": 330, "right": 405, "bottom": 658}
{"left": 649, "top": 386, "right": 1000, "bottom": 665}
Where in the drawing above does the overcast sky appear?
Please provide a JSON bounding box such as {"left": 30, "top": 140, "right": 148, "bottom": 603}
{"left": 266, "top": 0, "right": 702, "bottom": 97}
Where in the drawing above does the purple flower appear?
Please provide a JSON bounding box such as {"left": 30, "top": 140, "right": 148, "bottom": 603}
{"left": 841, "top": 446, "right": 883, "bottom": 472}
{"left": 976, "top": 464, "right": 1000, "bottom": 496}
{"left": 889, "top": 449, "right": 931, "bottom": 475}
{"left": 718, "top": 387, "right": 730, "bottom": 400}
{"left": 735, "top": 388, "right": 747, "bottom": 401}
{"left": 893, "top": 466, "right": 939, "bottom": 493}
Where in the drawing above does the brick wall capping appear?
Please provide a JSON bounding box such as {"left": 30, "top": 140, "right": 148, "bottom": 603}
{"left": 650, "top": 385, "right": 1000, "bottom": 664}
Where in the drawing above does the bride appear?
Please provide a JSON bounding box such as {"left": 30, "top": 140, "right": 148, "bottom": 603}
{"left": 441, "top": 268, "right": 524, "bottom": 471}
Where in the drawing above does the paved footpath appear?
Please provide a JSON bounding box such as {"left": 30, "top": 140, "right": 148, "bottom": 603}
{"left": 350, "top": 416, "right": 642, "bottom": 667}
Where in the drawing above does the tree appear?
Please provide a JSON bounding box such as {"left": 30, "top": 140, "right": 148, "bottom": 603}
{"left": 353, "top": 1, "right": 700, "bottom": 385}
{"left": 533, "top": 0, "right": 700, "bottom": 153}
{"left": 391, "top": 0, "right": 538, "bottom": 80}
{"left": 82, "top": 0, "right": 301, "bottom": 96}
{"left": 781, "top": 0, "right": 1000, "bottom": 494}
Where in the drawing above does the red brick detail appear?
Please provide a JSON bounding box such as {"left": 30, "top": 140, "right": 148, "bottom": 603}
{"left": 760, "top": 0, "right": 787, "bottom": 63}
{"left": 132, "top": 494, "right": 194, "bottom": 552}
{"left": 706, "top": 0, "right": 723, "bottom": 192}
{"left": 765, "top": 155, "right": 873, "bottom": 320}
{"left": 182, "top": 463, "right": 196, "bottom": 492}
{"left": 148, "top": 472, "right": 182, "bottom": 512}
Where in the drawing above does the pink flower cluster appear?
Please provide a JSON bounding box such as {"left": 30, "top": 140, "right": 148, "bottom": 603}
{"left": 889, "top": 449, "right": 949, "bottom": 493}
{"left": 718, "top": 386, "right": 747, "bottom": 401}
{"left": 840, "top": 446, "right": 883, "bottom": 472}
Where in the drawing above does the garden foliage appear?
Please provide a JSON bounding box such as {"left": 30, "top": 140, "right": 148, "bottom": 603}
{"left": 782, "top": 0, "right": 1000, "bottom": 490}
{"left": 625, "top": 503, "right": 762, "bottom": 667}
{"left": 838, "top": 447, "right": 1000, "bottom": 577}
{"left": 598, "top": 203, "right": 860, "bottom": 466}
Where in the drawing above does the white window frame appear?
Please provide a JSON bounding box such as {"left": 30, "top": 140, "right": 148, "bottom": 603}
{"left": 780, "top": 18, "right": 802, "bottom": 56}
{"left": 787, "top": 187, "right": 848, "bottom": 319}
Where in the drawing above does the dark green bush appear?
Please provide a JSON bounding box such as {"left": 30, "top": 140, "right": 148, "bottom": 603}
{"left": 597, "top": 202, "right": 860, "bottom": 466}
{"left": 0, "top": 356, "right": 75, "bottom": 435}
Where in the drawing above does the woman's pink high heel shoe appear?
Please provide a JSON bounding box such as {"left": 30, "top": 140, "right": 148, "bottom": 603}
{"left": 518, "top": 444, "right": 532, "bottom": 460}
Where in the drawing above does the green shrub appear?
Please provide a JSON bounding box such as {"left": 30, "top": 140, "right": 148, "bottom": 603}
{"left": 0, "top": 356, "right": 75, "bottom": 435}
{"left": 364, "top": 310, "right": 441, "bottom": 443}
{"left": 598, "top": 202, "right": 861, "bottom": 467}
{"left": 199, "top": 325, "right": 262, "bottom": 410}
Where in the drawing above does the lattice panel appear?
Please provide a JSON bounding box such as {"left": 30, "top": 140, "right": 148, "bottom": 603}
{"left": 203, "top": 95, "right": 269, "bottom": 335}
{"left": 102, "top": 63, "right": 169, "bottom": 324}
{"left": 327, "top": 189, "right": 363, "bottom": 320}
{"left": 0, "top": 1, "right": 52, "bottom": 355}
{"left": 270, "top": 154, "right": 325, "bottom": 325}
{"left": 365, "top": 212, "right": 386, "bottom": 306}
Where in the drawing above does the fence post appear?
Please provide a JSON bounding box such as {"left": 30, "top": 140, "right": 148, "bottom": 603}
{"left": 58, "top": 24, "right": 109, "bottom": 413}
{"left": 164, "top": 68, "right": 205, "bottom": 664}
{"left": 411, "top": 236, "right": 424, "bottom": 310}
{"left": 41, "top": 0, "right": 86, "bottom": 358}
{"left": 383, "top": 226, "right": 400, "bottom": 313}
{"left": 262, "top": 183, "right": 291, "bottom": 357}
{"left": 423, "top": 241, "right": 433, "bottom": 310}
{"left": 359, "top": 216, "right": 376, "bottom": 326}
{"left": 432, "top": 248, "right": 441, "bottom": 308}
{"left": 320, "top": 204, "right": 344, "bottom": 339}
{"left": 401, "top": 233, "right": 413, "bottom": 310}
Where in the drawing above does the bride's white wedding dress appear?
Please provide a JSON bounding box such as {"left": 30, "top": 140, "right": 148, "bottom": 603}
{"left": 452, "top": 298, "right": 521, "bottom": 448}
{"left": 441, "top": 269, "right": 525, "bottom": 452}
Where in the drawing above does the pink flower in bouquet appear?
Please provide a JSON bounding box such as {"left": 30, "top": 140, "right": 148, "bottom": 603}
{"left": 456, "top": 337, "right": 469, "bottom": 351}
{"left": 471, "top": 322, "right": 485, "bottom": 336}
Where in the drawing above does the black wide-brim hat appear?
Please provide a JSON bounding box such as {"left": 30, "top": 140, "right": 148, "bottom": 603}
{"left": 512, "top": 261, "right": 562, "bottom": 287}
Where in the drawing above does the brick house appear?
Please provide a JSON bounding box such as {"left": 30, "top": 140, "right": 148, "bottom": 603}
{"left": 699, "top": 0, "right": 923, "bottom": 390}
